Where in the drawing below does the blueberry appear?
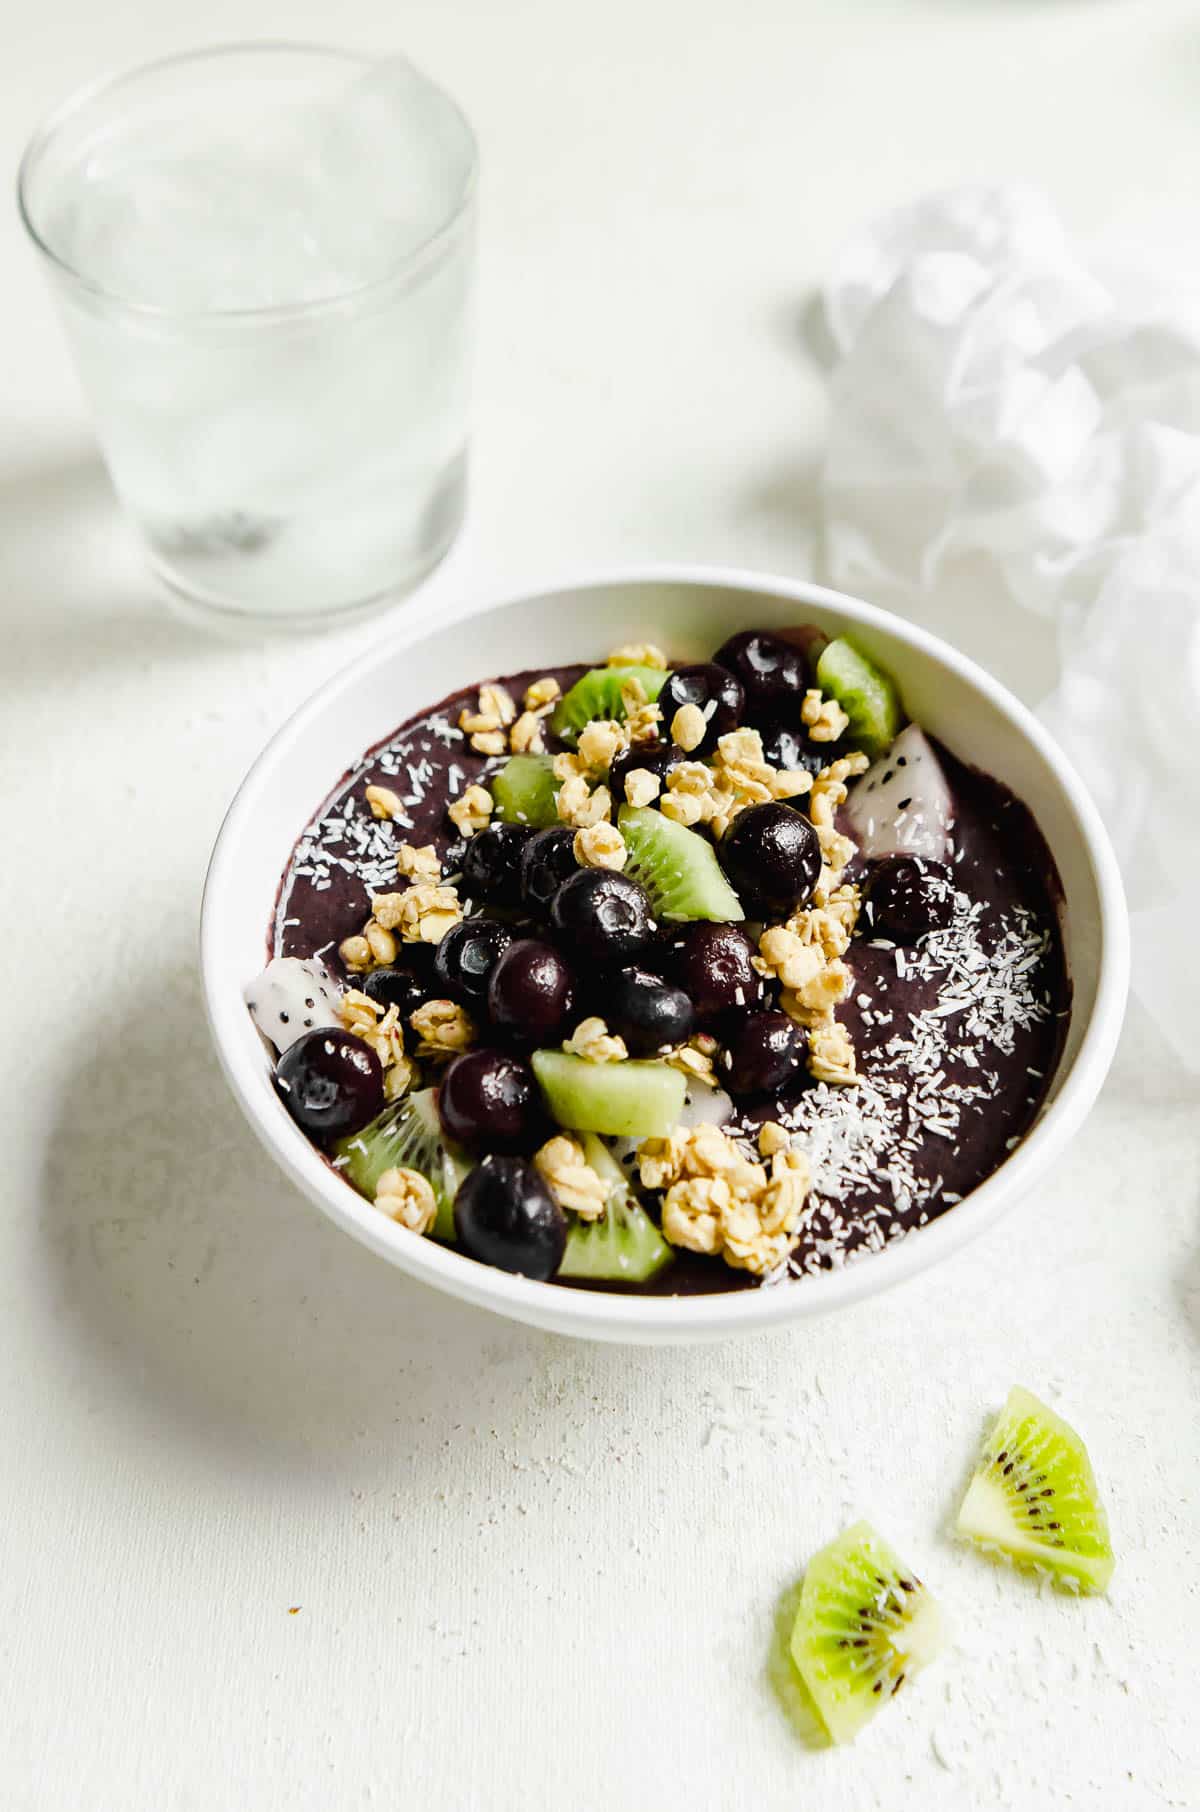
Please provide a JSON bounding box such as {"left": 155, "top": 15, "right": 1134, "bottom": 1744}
{"left": 718, "top": 801, "right": 822, "bottom": 917}
{"left": 605, "top": 965, "right": 696, "bottom": 1056}
{"left": 462, "top": 823, "right": 535, "bottom": 907}
{"left": 437, "top": 1048, "right": 545, "bottom": 1153}
{"left": 274, "top": 1027, "right": 383, "bottom": 1140}
{"left": 487, "top": 938, "right": 576, "bottom": 1043}
{"left": 551, "top": 869, "right": 655, "bottom": 964}
{"left": 663, "top": 923, "right": 762, "bottom": 1023}
{"left": 863, "top": 855, "right": 956, "bottom": 943}
{"left": 360, "top": 962, "right": 431, "bottom": 1028}
{"left": 757, "top": 722, "right": 828, "bottom": 778}
{"left": 712, "top": 630, "right": 809, "bottom": 722}
{"left": 607, "top": 740, "right": 680, "bottom": 808}
{"left": 519, "top": 827, "right": 579, "bottom": 916}
{"left": 453, "top": 1155, "right": 567, "bottom": 1280}
{"left": 433, "top": 918, "right": 517, "bottom": 1006}
{"left": 658, "top": 664, "right": 744, "bottom": 755}
{"left": 718, "top": 1011, "right": 804, "bottom": 1097}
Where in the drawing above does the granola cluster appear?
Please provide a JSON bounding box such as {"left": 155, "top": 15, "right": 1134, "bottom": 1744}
{"left": 636, "top": 1123, "right": 812, "bottom": 1277}
{"left": 396, "top": 842, "right": 442, "bottom": 883}
{"left": 748, "top": 750, "right": 869, "bottom": 1088}
{"left": 618, "top": 677, "right": 666, "bottom": 748}
{"left": 339, "top": 988, "right": 415, "bottom": 1101}
{"left": 410, "top": 997, "right": 477, "bottom": 1058}
{"left": 458, "top": 677, "right": 562, "bottom": 759}
{"left": 808, "top": 750, "right": 869, "bottom": 881}
{"left": 373, "top": 1166, "right": 438, "bottom": 1234}
{"left": 533, "top": 1135, "right": 610, "bottom": 1219}
{"left": 364, "top": 783, "right": 406, "bottom": 821}
{"left": 372, "top": 882, "right": 462, "bottom": 945}
{"left": 574, "top": 822, "right": 626, "bottom": 871}
{"left": 606, "top": 643, "right": 669, "bottom": 670}
{"left": 657, "top": 728, "right": 812, "bottom": 836}
{"left": 563, "top": 1017, "right": 628, "bottom": 1064}
{"left": 661, "top": 1033, "right": 720, "bottom": 1084}
{"left": 339, "top": 843, "right": 463, "bottom": 973}
{"left": 801, "top": 688, "right": 851, "bottom": 743}
{"left": 338, "top": 920, "right": 400, "bottom": 973}
{"left": 447, "top": 784, "right": 494, "bottom": 838}
{"left": 553, "top": 756, "right": 613, "bottom": 830}
{"left": 670, "top": 702, "right": 708, "bottom": 754}
{"left": 619, "top": 764, "right": 664, "bottom": 808}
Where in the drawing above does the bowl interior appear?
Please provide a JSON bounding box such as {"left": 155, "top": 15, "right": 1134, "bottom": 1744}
{"left": 202, "top": 572, "right": 1125, "bottom": 1340}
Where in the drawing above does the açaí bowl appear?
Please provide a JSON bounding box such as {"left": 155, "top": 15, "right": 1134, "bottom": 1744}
{"left": 200, "top": 567, "right": 1129, "bottom": 1344}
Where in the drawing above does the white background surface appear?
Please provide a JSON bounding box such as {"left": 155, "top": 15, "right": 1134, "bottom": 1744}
{"left": 2, "top": 3, "right": 1198, "bottom": 1807}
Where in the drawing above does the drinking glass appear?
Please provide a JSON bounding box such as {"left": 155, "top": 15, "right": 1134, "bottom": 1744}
{"left": 18, "top": 45, "right": 477, "bottom": 630}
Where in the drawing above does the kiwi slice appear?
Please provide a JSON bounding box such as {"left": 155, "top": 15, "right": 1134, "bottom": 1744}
{"left": 551, "top": 665, "right": 669, "bottom": 742}
{"left": 334, "top": 1088, "right": 471, "bottom": 1242}
{"left": 816, "top": 636, "right": 904, "bottom": 760}
{"left": 789, "top": 1521, "right": 945, "bottom": 1746}
{"left": 532, "top": 1049, "right": 685, "bottom": 1138}
{"left": 956, "top": 1386, "right": 1114, "bottom": 1593}
{"left": 559, "top": 1134, "right": 673, "bottom": 1283}
{"left": 618, "top": 804, "right": 743, "bottom": 922}
{"left": 490, "top": 754, "right": 560, "bottom": 828}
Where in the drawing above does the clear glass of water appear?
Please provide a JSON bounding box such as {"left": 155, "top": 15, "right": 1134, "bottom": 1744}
{"left": 18, "top": 45, "right": 477, "bottom": 630}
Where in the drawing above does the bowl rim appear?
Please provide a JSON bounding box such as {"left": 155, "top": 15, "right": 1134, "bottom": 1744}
{"left": 200, "top": 562, "right": 1130, "bottom": 1338}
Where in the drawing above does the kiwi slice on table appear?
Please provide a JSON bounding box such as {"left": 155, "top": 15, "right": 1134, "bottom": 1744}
{"left": 816, "top": 636, "right": 904, "bottom": 760}
{"left": 956, "top": 1386, "right": 1114, "bottom": 1593}
{"left": 551, "top": 665, "right": 670, "bottom": 742}
{"left": 335, "top": 1088, "right": 471, "bottom": 1242}
{"left": 559, "top": 1133, "right": 672, "bottom": 1284}
{"left": 532, "top": 1049, "right": 685, "bottom": 1138}
{"left": 789, "top": 1521, "right": 945, "bottom": 1746}
{"left": 490, "top": 754, "right": 560, "bottom": 828}
{"left": 619, "top": 804, "right": 743, "bottom": 922}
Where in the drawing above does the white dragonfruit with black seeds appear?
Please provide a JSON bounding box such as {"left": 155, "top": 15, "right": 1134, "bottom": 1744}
{"left": 677, "top": 1077, "right": 734, "bottom": 1129}
{"left": 245, "top": 955, "right": 342, "bottom": 1054}
{"left": 845, "top": 724, "right": 954, "bottom": 862}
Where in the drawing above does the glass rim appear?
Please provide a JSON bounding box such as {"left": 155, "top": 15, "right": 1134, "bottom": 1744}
{"left": 16, "top": 40, "right": 479, "bottom": 325}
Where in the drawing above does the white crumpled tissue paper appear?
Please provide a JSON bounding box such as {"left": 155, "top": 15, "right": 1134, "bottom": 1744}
{"left": 820, "top": 185, "right": 1200, "bottom": 1072}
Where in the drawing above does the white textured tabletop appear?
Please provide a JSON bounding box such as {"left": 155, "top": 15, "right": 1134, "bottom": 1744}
{"left": 3, "top": 3, "right": 1197, "bottom": 1808}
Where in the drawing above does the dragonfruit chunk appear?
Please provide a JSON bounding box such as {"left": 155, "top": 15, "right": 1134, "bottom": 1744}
{"left": 677, "top": 1077, "right": 735, "bottom": 1130}
{"left": 245, "top": 955, "right": 342, "bottom": 1054}
{"left": 845, "top": 724, "right": 954, "bottom": 862}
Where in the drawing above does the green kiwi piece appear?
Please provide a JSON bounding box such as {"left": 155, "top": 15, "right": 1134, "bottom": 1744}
{"left": 551, "top": 665, "right": 670, "bottom": 742}
{"left": 531, "top": 1049, "right": 685, "bottom": 1138}
{"left": 334, "top": 1088, "right": 470, "bottom": 1242}
{"left": 956, "top": 1386, "right": 1114, "bottom": 1593}
{"left": 789, "top": 1521, "right": 945, "bottom": 1746}
{"left": 490, "top": 754, "right": 560, "bottom": 828}
{"left": 559, "top": 1133, "right": 673, "bottom": 1283}
{"left": 618, "top": 804, "right": 743, "bottom": 922}
{"left": 815, "top": 636, "right": 904, "bottom": 760}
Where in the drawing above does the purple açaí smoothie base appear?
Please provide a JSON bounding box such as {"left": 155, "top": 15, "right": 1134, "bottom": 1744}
{"left": 271, "top": 662, "right": 1070, "bottom": 1295}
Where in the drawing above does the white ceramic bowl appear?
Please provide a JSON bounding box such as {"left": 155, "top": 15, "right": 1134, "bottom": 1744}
{"left": 201, "top": 566, "right": 1129, "bottom": 1343}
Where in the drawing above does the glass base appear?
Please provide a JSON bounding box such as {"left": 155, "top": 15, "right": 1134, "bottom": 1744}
{"left": 146, "top": 460, "right": 467, "bottom": 638}
{"left": 154, "top": 537, "right": 454, "bottom": 639}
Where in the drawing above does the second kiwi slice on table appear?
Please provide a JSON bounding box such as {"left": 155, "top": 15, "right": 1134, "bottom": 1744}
{"left": 956, "top": 1386, "right": 1114, "bottom": 1593}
